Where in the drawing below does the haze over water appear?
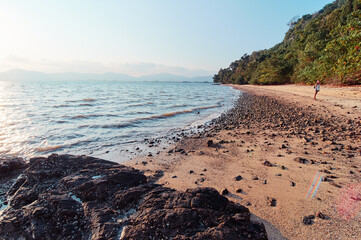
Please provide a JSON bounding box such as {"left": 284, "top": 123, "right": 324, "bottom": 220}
{"left": 0, "top": 80, "right": 238, "bottom": 161}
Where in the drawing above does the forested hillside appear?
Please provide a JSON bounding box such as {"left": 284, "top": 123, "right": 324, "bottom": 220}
{"left": 214, "top": 0, "right": 361, "bottom": 85}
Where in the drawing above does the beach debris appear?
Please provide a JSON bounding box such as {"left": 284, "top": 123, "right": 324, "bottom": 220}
{"left": 291, "top": 181, "right": 296, "bottom": 187}
{"left": 236, "top": 188, "right": 243, "bottom": 193}
{"left": 207, "top": 140, "right": 214, "bottom": 147}
{"left": 141, "top": 161, "right": 148, "bottom": 165}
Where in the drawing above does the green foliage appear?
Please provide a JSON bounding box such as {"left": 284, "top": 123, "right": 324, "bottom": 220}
{"left": 214, "top": 0, "right": 361, "bottom": 85}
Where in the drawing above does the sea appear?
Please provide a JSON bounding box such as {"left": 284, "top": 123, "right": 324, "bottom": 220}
{"left": 0, "top": 80, "right": 239, "bottom": 162}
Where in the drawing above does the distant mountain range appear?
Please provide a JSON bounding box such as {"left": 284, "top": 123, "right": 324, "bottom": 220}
{"left": 0, "top": 69, "right": 212, "bottom": 82}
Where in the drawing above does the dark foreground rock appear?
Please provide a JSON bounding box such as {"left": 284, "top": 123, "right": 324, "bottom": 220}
{"left": 0, "top": 154, "right": 267, "bottom": 240}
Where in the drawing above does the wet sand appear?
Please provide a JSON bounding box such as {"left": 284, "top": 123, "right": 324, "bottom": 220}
{"left": 126, "top": 84, "right": 361, "bottom": 240}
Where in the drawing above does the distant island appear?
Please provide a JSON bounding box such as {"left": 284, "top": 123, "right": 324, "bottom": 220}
{"left": 214, "top": 0, "right": 361, "bottom": 85}
{"left": 0, "top": 69, "right": 212, "bottom": 82}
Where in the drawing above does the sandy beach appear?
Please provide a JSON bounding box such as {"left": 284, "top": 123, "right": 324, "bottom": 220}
{"left": 126, "top": 84, "right": 361, "bottom": 240}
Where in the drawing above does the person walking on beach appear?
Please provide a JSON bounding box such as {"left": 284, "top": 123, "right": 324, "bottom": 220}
{"left": 314, "top": 80, "right": 320, "bottom": 100}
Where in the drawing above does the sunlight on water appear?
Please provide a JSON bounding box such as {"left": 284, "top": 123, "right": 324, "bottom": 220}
{"left": 0, "top": 81, "right": 239, "bottom": 160}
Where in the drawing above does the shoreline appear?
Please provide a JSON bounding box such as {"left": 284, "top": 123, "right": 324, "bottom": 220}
{"left": 126, "top": 84, "right": 361, "bottom": 239}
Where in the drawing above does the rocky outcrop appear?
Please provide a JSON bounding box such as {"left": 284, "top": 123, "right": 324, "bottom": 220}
{"left": 0, "top": 154, "right": 267, "bottom": 240}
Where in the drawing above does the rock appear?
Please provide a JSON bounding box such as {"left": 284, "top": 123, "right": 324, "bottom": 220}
{"left": 266, "top": 197, "right": 277, "bottom": 207}
{"left": 207, "top": 140, "right": 214, "bottom": 147}
{"left": 263, "top": 161, "right": 273, "bottom": 167}
{"left": 302, "top": 216, "right": 313, "bottom": 225}
{"left": 234, "top": 175, "right": 243, "bottom": 181}
{"left": 253, "top": 176, "right": 259, "bottom": 180}
{"left": 197, "top": 177, "right": 205, "bottom": 183}
{"left": 0, "top": 155, "right": 268, "bottom": 240}
{"left": 291, "top": 181, "right": 296, "bottom": 187}
{"left": 0, "top": 157, "right": 27, "bottom": 177}
{"left": 123, "top": 187, "right": 268, "bottom": 239}
{"left": 317, "top": 212, "right": 326, "bottom": 219}
{"left": 294, "top": 157, "right": 308, "bottom": 164}
{"left": 221, "top": 188, "right": 229, "bottom": 195}
{"left": 141, "top": 161, "right": 148, "bottom": 165}
{"left": 345, "top": 145, "right": 353, "bottom": 150}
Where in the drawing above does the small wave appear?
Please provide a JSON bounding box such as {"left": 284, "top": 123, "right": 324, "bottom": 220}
{"left": 128, "top": 102, "right": 153, "bottom": 107}
{"left": 65, "top": 98, "right": 97, "bottom": 103}
{"left": 141, "top": 105, "right": 220, "bottom": 120}
{"left": 79, "top": 103, "right": 93, "bottom": 106}
{"left": 72, "top": 115, "right": 87, "bottom": 119}
{"left": 77, "top": 104, "right": 220, "bottom": 129}
{"left": 70, "top": 114, "right": 117, "bottom": 119}
{"left": 82, "top": 98, "right": 96, "bottom": 102}
{"left": 53, "top": 104, "right": 70, "bottom": 108}
{"left": 35, "top": 145, "right": 63, "bottom": 152}
{"left": 170, "top": 104, "right": 190, "bottom": 108}
{"left": 100, "top": 122, "right": 133, "bottom": 129}
{"left": 56, "top": 120, "right": 68, "bottom": 124}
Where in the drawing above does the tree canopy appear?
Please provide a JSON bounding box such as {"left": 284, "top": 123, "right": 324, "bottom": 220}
{"left": 214, "top": 0, "right": 361, "bottom": 85}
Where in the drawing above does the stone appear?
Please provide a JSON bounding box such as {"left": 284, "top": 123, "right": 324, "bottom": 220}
{"left": 317, "top": 212, "right": 325, "bottom": 219}
{"left": 221, "top": 188, "right": 229, "bottom": 195}
{"left": 234, "top": 175, "right": 243, "bottom": 181}
{"left": 302, "top": 216, "right": 313, "bottom": 225}
{"left": 266, "top": 197, "right": 277, "bottom": 207}
{"left": 294, "top": 157, "right": 308, "bottom": 164}
{"left": 263, "top": 161, "right": 273, "bottom": 167}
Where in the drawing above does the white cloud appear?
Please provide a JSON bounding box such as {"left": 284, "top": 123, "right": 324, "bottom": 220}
{"left": 0, "top": 55, "right": 213, "bottom": 77}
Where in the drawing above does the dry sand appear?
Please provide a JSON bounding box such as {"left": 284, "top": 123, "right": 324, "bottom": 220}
{"left": 126, "top": 84, "right": 361, "bottom": 240}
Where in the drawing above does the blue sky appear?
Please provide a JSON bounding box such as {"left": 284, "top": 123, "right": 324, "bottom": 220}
{"left": 0, "top": 0, "right": 334, "bottom": 76}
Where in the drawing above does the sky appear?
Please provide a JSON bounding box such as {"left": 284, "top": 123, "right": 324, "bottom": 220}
{"left": 0, "top": 0, "right": 334, "bottom": 77}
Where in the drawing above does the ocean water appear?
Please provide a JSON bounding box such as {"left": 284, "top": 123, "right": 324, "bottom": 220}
{"left": 0, "top": 80, "right": 239, "bottom": 162}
